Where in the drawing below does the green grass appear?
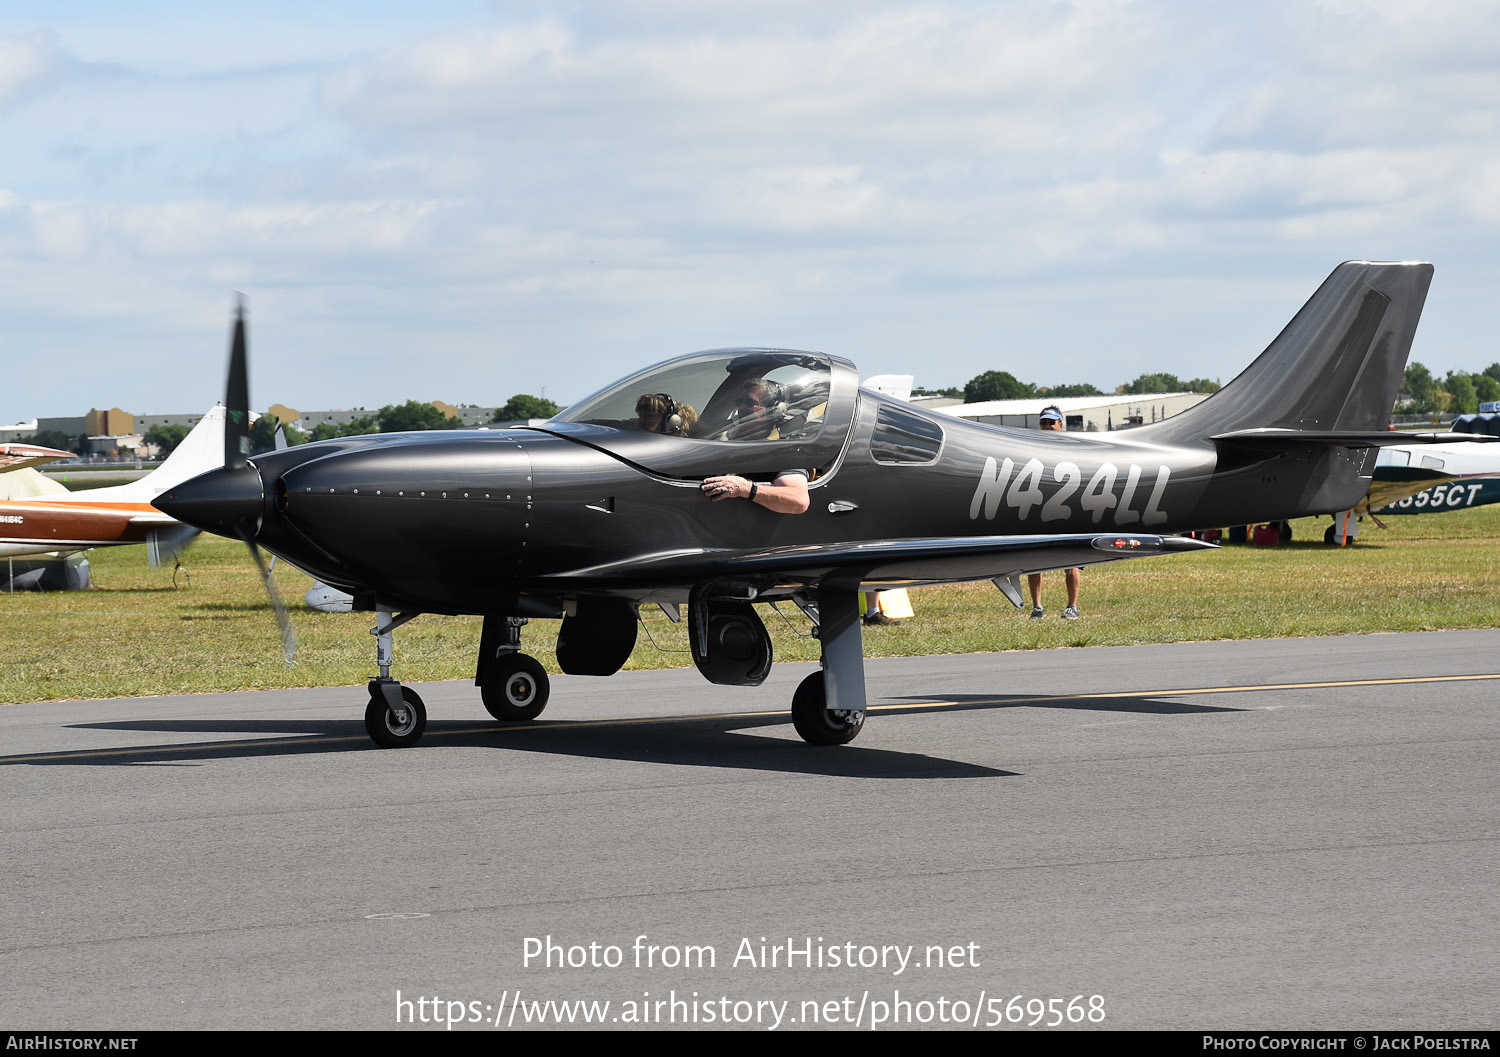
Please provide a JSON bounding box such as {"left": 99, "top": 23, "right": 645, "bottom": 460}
{"left": 3, "top": 509, "right": 1499, "bottom": 704}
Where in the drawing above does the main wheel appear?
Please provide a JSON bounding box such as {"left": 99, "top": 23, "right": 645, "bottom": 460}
{"left": 481, "top": 653, "right": 550, "bottom": 722}
{"left": 365, "top": 685, "right": 426, "bottom": 748}
{"left": 790, "top": 671, "right": 865, "bottom": 745}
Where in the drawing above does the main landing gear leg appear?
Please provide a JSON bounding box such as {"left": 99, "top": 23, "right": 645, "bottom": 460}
{"left": 364, "top": 605, "right": 426, "bottom": 748}
{"left": 791, "top": 589, "right": 866, "bottom": 745}
{"left": 476, "top": 615, "right": 550, "bottom": 723}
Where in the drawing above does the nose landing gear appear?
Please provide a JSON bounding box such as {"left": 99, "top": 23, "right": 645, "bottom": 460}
{"left": 364, "top": 606, "right": 427, "bottom": 749}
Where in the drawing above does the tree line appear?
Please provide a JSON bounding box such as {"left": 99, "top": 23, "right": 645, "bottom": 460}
{"left": 1400, "top": 363, "right": 1500, "bottom": 415}
{"left": 915, "top": 370, "right": 1224, "bottom": 404}
{"left": 20, "top": 394, "right": 561, "bottom": 457}
{"left": 247, "top": 395, "right": 561, "bottom": 454}
{"left": 24, "top": 364, "right": 1500, "bottom": 458}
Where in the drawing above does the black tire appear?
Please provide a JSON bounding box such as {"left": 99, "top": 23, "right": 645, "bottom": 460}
{"left": 1325, "top": 523, "right": 1343, "bottom": 545}
{"left": 365, "top": 685, "right": 426, "bottom": 748}
{"left": 790, "top": 671, "right": 864, "bottom": 746}
{"left": 1278, "top": 521, "right": 1293, "bottom": 543}
{"left": 481, "top": 653, "right": 550, "bottom": 722}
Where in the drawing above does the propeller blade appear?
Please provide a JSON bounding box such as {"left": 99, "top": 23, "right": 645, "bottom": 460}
{"left": 239, "top": 520, "right": 297, "bottom": 665}
{"left": 146, "top": 524, "right": 201, "bottom": 570}
{"left": 225, "top": 295, "right": 251, "bottom": 471}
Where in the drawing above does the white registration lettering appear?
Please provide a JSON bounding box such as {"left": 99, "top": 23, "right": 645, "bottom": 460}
{"left": 1143, "top": 465, "right": 1171, "bottom": 526}
{"left": 1006, "top": 458, "right": 1045, "bottom": 521}
{"left": 968, "top": 456, "right": 1015, "bottom": 520}
{"left": 1079, "top": 463, "right": 1119, "bottom": 524}
{"left": 1115, "top": 465, "right": 1143, "bottom": 525}
{"left": 1040, "top": 462, "right": 1081, "bottom": 523}
{"left": 969, "top": 460, "right": 1170, "bottom": 527}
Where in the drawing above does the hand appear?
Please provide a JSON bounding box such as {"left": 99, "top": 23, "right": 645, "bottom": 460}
{"left": 702, "top": 475, "right": 746, "bottom": 502}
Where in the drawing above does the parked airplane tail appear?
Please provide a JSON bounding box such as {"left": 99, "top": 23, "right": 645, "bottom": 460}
{"left": 1144, "top": 261, "right": 1433, "bottom": 446}
{"left": 82, "top": 405, "right": 234, "bottom": 505}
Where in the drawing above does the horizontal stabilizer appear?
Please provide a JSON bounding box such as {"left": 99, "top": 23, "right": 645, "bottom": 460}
{"left": 1213, "top": 429, "right": 1497, "bottom": 449}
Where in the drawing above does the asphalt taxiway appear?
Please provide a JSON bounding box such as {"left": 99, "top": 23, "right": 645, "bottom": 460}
{"left": 1, "top": 630, "right": 1496, "bottom": 1031}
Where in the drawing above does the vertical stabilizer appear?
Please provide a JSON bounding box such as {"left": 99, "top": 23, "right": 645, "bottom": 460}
{"left": 1144, "top": 262, "right": 1433, "bottom": 445}
{"left": 61, "top": 406, "right": 234, "bottom": 505}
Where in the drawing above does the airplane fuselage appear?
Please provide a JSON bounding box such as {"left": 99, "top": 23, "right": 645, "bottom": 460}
{"left": 176, "top": 389, "right": 1373, "bottom": 614}
{"left": 0, "top": 497, "right": 167, "bottom": 558}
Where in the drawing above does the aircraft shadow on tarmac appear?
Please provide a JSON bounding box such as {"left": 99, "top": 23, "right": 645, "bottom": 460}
{"left": 883, "top": 693, "right": 1245, "bottom": 716}
{"left": 2, "top": 690, "right": 1241, "bottom": 775}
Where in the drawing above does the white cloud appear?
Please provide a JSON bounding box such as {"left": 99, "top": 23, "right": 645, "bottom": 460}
{"left": 0, "top": 31, "right": 66, "bottom": 110}
{"left": 3, "top": 1, "right": 1500, "bottom": 422}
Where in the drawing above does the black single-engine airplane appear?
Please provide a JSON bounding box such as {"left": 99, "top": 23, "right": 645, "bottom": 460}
{"left": 159, "top": 261, "right": 1450, "bottom": 749}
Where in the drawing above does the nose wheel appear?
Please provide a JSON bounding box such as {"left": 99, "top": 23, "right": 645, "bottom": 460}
{"left": 362, "top": 606, "right": 427, "bottom": 748}
{"left": 365, "top": 682, "right": 426, "bottom": 748}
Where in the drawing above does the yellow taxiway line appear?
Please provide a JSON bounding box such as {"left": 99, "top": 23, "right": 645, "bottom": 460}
{"left": 4, "top": 671, "right": 1499, "bottom": 765}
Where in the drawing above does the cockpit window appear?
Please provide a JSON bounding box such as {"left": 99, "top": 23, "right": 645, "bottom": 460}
{"left": 555, "top": 351, "right": 832, "bottom": 444}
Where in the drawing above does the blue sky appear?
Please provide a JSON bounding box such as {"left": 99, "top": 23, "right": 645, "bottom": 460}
{"left": 3, "top": 0, "right": 1499, "bottom": 422}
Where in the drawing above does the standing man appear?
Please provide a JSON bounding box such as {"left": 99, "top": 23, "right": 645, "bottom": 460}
{"left": 1028, "top": 406, "right": 1081, "bottom": 620}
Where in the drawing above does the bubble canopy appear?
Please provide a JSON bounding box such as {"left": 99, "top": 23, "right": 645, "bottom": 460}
{"left": 546, "top": 348, "right": 861, "bottom": 478}
{"left": 556, "top": 349, "right": 831, "bottom": 437}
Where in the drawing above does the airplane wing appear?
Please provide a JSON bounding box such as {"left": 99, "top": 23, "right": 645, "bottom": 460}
{"left": 0, "top": 443, "right": 77, "bottom": 474}
{"left": 541, "top": 532, "right": 1214, "bottom": 592}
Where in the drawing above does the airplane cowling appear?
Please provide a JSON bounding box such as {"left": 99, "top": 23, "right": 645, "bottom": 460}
{"left": 272, "top": 437, "right": 537, "bottom": 609}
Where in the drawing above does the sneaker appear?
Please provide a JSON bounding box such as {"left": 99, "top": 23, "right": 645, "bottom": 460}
{"left": 863, "top": 612, "right": 898, "bottom": 626}
{"left": 1062, "top": 605, "right": 1079, "bottom": 620}
{"left": 1028, "top": 606, "right": 1044, "bottom": 619}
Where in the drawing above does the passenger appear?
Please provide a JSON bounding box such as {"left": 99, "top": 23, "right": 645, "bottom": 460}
{"left": 702, "top": 380, "right": 809, "bottom": 513}
{"left": 634, "top": 394, "right": 698, "bottom": 436}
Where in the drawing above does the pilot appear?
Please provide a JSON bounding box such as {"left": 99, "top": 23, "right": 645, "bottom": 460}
{"left": 725, "top": 379, "right": 784, "bottom": 441}
{"left": 635, "top": 393, "right": 698, "bottom": 437}
{"left": 701, "top": 379, "right": 810, "bottom": 513}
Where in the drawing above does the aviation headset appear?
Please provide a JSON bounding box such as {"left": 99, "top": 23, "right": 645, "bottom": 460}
{"left": 742, "top": 380, "right": 789, "bottom": 424}
{"left": 638, "top": 393, "right": 684, "bottom": 435}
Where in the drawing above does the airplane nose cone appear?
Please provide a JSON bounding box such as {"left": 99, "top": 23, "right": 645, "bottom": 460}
{"left": 155, "top": 465, "right": 265, "bottom": 538}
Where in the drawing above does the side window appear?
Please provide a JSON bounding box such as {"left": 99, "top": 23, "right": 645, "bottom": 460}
{"left": 1419, "top": 455, "right": 1445, "bottom": 470}
{"left": 870, "top": 406, "right": 943, "bottom": 464}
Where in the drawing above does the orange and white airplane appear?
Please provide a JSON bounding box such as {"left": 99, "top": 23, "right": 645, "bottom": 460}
{"left": 0, "top": 407, "right": 227, "bottom": 564}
